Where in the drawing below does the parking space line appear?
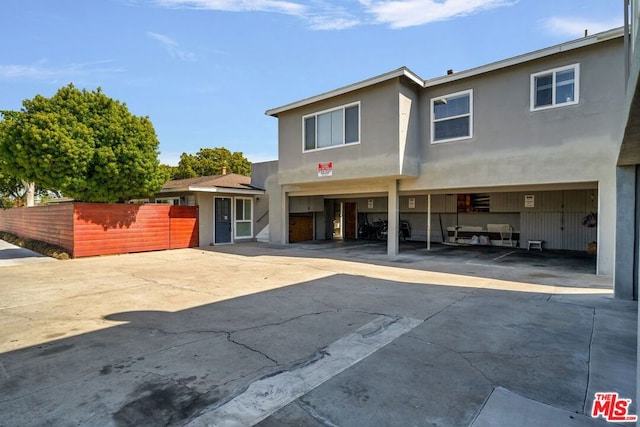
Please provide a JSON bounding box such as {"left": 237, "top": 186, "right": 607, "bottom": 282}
{"left": 465, "top": 261, "right": 514, "bottom": 269}
{"left": 187, "top": 315, "right": 423, "bottom": 427}
{"left": 492, "top": 250, "right": 517, "bottom": 261}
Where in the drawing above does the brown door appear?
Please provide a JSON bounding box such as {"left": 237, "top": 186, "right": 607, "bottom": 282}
{"left": 344, "top": 202, "right": 357, "bottom": 239}
{"left": 289, "top": 213, "right": 313, "bottom": 243}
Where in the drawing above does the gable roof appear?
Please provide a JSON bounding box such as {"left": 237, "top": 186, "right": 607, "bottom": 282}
{"left": 160, "top": 173, "right": 264, "bottom": 194}
{"left": 265, "top": 67, "right": 422, "bottom": 117}
{"left": 265, "top": 27, "right": 623, "bottom": 117}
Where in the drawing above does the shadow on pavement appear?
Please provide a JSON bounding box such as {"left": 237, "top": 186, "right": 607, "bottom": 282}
{"left": 0, "top": 272, "right": 634, "bottom": 426}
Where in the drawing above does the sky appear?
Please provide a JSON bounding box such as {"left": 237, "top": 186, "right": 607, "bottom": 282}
{"left": 0, "top": 0, "right": 623, "bottom": 166}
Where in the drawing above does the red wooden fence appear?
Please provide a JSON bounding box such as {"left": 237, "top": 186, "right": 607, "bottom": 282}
{"left": 0, "top": 203, "right": 198, "bottom": 258}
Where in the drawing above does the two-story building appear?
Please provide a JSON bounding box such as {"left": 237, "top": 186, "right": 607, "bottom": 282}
{"left": 265, "top": 27, "right": 626, "bottom": 277}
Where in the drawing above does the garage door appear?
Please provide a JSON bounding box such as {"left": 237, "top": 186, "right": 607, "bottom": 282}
{"left": 289, "top": 214, "right": 313, "bottom": 243}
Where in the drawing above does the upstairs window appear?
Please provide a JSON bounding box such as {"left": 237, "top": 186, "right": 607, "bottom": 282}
{"left": 531, "top": 64, "right": 579, "bottom": 111}
{"left": 303, "top": 103, "right": 360, "bottom": 151}
{"left": 431, "top": 90, "right": 473, "bottom": 144}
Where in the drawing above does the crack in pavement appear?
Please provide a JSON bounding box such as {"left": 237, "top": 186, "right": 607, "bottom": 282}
{"left": 224, "top": 333, "right": 279, "bottom": 365}
{"left": 406, "top": 336, "right": 495, "bottom": 384}
{"left": 297, "top": 397, "right": 341, "bottom": 427}
{"left": 582, "top": 307, "right": 596, "bottom": 414}
{"left": 186, "top": 315, "right": 422, "bottom": 426}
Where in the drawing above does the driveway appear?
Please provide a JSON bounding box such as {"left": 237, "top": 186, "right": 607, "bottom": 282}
{"left": 0, "top": 242, "right": 635, "bottom": 426}
{"left": 0, "top": 239, "right": 56, "bottom": 267}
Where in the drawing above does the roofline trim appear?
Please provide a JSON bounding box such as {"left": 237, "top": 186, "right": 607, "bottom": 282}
{"left": 423, "top": 26, "right": 624, "bottom": 88}
{"left": 264, "top": 27, "right": 623, "bottom": 116}
{"left": 160, "top": 186, "right": 265, "bottom": 195}
{"left": 265, "top": 67, "right": 423, "bottom": 117}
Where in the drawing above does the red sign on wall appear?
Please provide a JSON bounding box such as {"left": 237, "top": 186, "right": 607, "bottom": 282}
{"left": 318, "top": 162, "right": 333, "bottom": 177}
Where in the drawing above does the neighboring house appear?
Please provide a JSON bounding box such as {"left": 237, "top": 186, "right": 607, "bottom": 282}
{"left": 152, "top": 172, "right": 267, "bottom": 246}
{"left": 265, "top": 27, "right": 627, "bottom": 277}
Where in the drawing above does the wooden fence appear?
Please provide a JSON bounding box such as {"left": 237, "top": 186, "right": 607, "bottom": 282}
{"left": 0, "top": 203, "right": 198, "bottom": 258}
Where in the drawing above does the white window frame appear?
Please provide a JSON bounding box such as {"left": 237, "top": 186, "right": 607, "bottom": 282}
{"left": 530, "top": 63, "right": 580, "bottom": 111}
{"left": 234, "top": 197, "right": 253, "bottom": 239}
{"left": 430, "top": 89, "right": 473, "bottom": 144}
{"left": 302, "top": 102, "right": 361, "bottom": 152}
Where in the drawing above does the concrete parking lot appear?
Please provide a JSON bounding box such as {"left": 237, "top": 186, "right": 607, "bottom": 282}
{"left": 0, "top": 240, "right": 636, "bottom": 426}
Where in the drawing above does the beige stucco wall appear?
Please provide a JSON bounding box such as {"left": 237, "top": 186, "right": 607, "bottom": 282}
{"left": 406, "top": 38, "right": 624, "bottom": 275}
{"left": 277, "top": 78, "right": 421, "bottom": 185}
{"left": 196, "top": 193, "right": 214, "bottom": 246}
{"left": 195, "top": 193, "right": 259, "bottom": 246}
{"left": 411, "top": 39, "right": 624, "bottom": 192}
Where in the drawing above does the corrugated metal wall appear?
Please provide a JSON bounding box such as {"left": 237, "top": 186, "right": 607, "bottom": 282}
{"left": 517, "top": 190, "right": 597, "bottom": 250}
{"left": 328, "top": 189, "right": 598, "bottom": 251}
{"left": 417, "top": 190, "right": 597, "bottom": 250}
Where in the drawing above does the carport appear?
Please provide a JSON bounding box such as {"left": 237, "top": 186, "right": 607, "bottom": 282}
{"left": 285, "top": 239, "right": 598, "bottom": 276}
{"left": 287, "top": 187, "right": 600, "bottom": 273}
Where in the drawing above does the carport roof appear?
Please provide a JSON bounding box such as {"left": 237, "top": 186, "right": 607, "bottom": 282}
{"left": 160, "top": 173, "right": 265, "bottom": 195}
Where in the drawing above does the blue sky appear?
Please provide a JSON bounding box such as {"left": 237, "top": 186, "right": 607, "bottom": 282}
{"left": 0, "top": 0, "right": 623, "bottom": 165}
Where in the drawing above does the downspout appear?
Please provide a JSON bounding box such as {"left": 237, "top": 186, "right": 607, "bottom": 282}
{"left": 427, "top": 194, "right": 431, "bottom": 251}
{"left": 625, "top": 0, "right": 631, "bottom": 87}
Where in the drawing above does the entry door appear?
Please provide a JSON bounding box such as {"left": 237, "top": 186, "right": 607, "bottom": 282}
{"left": 344, "top": 202, "right": 357, "bottom": 239}
{"left": 214, "top": 197, "right": 232, "bottom": 244}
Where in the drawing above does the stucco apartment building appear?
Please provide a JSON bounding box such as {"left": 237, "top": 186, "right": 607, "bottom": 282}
{"left": 264, "top": 27, "right": 625, "bottom": 279}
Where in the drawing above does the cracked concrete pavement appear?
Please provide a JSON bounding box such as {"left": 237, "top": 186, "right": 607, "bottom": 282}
{"left": 0, "top": 241, "right": 636, "bottom": 426}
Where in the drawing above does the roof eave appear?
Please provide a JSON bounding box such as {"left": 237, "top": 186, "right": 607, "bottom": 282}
{"left": 265, "top": 66, "right": 423, "bottom": 117}
{"left": 424, "top": 27, "right": 624, "bottom": 87}
{"left": 160, "top": 186, "right": 265, "bottom": 195}
{"left": 264, "top": 27, "right": 623, "bottom": 117}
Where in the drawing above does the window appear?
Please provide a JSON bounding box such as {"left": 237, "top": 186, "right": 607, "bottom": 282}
{"left": 431, "top": 90, "right": 473, "bottom": 143}
{"left": 235, "top": 198, "right": 252, "bottom": 238}
{"left": 531, "top": 64, "right": 579, "bottom": 111}
{"left": 155, "top": 197, "right": 180, "bottom": 205}
{"left": 303, "top": 103, "right": 360, "bottom": 151}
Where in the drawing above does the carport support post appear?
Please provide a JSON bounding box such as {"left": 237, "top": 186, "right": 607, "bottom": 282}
{"left": 387, "top": 180, "right": 399, "bottom": 256}
{"left": 427, "top": 194, "right": 431, "bottom": 251}
{"left": 281, "top": 188, "right": 290, "bottom": 245}
{"left": 615, "top": 165, "right": 637, "bottom": 300}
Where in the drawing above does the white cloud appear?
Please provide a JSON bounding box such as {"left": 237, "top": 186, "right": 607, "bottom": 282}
{"left": 543, "top": 16, "right": 622, "bottom": 38}
{"left": 154, "top": 0, "right": 306, "bottom": 15}
{"left": 359, "top": 0, "right": 516, "bottom": 29}
{"left": 0, "top": 60, "right": 124, "bottom": 81}
{"left": 147, "top": 31, "right": 196, "bottom": 61}
{"left": 152, "top": 0, "right": 361, "bottom": 30}
{"left": 149, "top": 0, "right": 515, "bottom": 30}
{"left": 307, "top": 16, "right": 360, "bottom": 30}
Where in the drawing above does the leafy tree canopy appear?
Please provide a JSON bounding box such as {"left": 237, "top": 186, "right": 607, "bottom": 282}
{"left": 159, "top": 164, "right": 178, "bottom": 181}
{"left": 0, "top": 84, "right": 168, "bottom": 203}
{"left": 173, "top": 147, "right": 251, "bottom": 179}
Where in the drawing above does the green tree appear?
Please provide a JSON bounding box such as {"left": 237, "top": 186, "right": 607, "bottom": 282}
{"left": 159, "top": 164, "right": 178, "bottom": 181}
{"left": 174, "top": 147, "right": 251, "bottom": 179}
{"left": 0, "top": 84, "right": 167, "bottom": 203}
